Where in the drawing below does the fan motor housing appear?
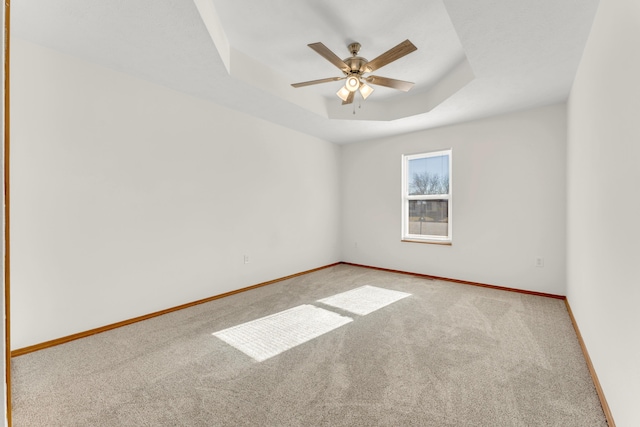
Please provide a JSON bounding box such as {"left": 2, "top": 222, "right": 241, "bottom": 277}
{"left": 343, "top": 56, "right": 370, "bottom": 74}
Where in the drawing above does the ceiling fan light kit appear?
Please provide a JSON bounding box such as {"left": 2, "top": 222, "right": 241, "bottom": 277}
{"left": 336, "top": 86, "right": 351, "bottom": 102}
{"left": 292, "top": 40, "right": 418, "bottom": 105}
{"left": 359, "top": 82, "right": 374, "bottom": 100}
{"left": 346, "top": 75, "right": 360, "bottom": 92}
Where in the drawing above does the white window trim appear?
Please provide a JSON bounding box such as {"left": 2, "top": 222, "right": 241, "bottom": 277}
{"left": 401, "top": 149, "right": 452, "bottom": 244}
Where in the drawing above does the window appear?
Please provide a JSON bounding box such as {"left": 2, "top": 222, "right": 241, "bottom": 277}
{"left": 402, "top": 149, "right": 452, "bottom": 243}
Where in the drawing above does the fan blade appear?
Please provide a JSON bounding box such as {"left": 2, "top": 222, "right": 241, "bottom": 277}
{"left": 365, "top": 75, "right": 415, "bottom": 92}
{"left": 364, "top": 40, "right": 417, "bottom": 72}
{"left": 342, "top": 91, "right": 355, "bottom": 105}
{"left": 291, "top": 76, "right": 345, "bottom": 88}
{"left": 308, "top": 42, "right": 351, "bottom": 72}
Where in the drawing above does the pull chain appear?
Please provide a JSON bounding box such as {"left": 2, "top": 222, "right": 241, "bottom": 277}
{"left": 353, "top": 98, "right": 363, "bottom": 115}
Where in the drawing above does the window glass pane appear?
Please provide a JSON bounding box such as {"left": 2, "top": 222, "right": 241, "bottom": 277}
{"left": 408, "top": 155, "right": 449, "bottom": 195}
{"left": 408, "top": 200, "right": 448, "bottom": 236}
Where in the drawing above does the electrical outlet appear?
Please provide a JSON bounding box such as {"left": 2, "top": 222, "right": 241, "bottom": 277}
{"left": 354, "top": 242, "right": 358, "bottom": 249}
{"left": 535, "top": 257, "right": 544, "bottom": 268}
{"left": 244, "top": 255, "right": 250, "bottom": 264}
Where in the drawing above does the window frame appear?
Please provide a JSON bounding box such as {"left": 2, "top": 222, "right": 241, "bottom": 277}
{"left": 401, "top": 149, "right": 453, "bottom": 244}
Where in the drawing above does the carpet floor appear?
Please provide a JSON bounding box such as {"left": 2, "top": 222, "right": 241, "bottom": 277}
{"left": 11, "top": 264, "right": 607, "bottom": 426}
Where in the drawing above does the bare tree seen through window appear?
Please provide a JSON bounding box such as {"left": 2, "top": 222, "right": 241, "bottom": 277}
{"left": 409, "top": 172, "right": 449, "bottom": 195}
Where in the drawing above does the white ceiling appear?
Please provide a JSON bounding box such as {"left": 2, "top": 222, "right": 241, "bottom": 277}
{"left": 11, "top": 0, "right": 599, "bottom": 144}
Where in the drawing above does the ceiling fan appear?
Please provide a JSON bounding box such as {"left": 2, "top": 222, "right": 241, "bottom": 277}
{"left": 291, "top": 40, "right": 418, "bottom": 105}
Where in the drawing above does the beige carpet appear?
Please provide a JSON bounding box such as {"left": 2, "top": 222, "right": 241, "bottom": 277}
{"left": 11, "top": 264, "right": 607, "bottom": 426}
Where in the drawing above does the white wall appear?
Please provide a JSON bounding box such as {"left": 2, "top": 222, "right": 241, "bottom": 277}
{"left": 567, "top": 0, "right": 640, "bottom": 425}
{"left": 10, "top": 39, "right": 341, "bottom": 350}
{"left": 341, "top": 104, "right": 567, "bottom": 295}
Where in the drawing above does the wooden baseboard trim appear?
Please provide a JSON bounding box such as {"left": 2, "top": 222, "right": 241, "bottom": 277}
{"left": 564, "top": 299, "right": 616, "bottom": 427}
{"left": 8, "top": 261, "right": 568, "bottom": 357}
{"left": 340, "top": 262, "right": 566, "bottom": 300}
{"left": 11, "top": 262, "right": 340, "bottom": 357}
{"left": 11, "top": 260, "right": 615, "bottom": 427}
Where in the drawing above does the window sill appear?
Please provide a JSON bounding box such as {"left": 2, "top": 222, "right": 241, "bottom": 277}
{"left": 401, "top": 239, "right": 452, "bottom": 246}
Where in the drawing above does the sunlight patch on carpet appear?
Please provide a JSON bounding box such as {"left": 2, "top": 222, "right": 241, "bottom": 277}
{"left": 212, "top": 304, "right": 352, "bottom": 362}
{"left": 318, "top": 285, "right": 411, "bottom": 315}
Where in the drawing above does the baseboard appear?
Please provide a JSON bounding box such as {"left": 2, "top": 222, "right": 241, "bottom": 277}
{"left": 10, "top": 261, "right": 563, "bottom": 357}
{"left": 564, "top": 299, "right": 616, "bottom": 427}
{"left": 11, "top": 262, "right": 340, "bottom": 357}
{"left": 341, "top": 262, "right": 566, "bottom": 299}
{"left": 11, "top": 261, "right": 615, "bottom": 426}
